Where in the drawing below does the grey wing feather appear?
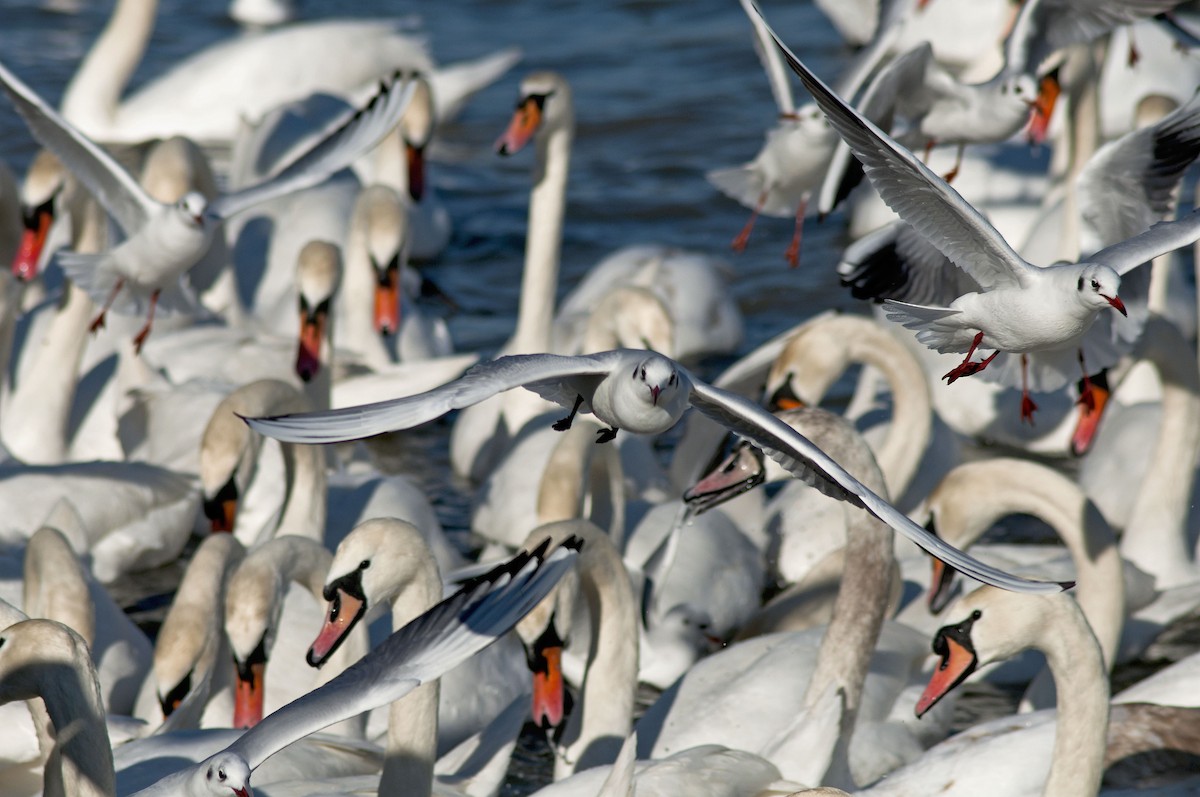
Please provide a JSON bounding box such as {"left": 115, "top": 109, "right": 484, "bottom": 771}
{"left": 686, "top": 379, "right": 1070, "bottom": 594}
{"left": 1078, "top": 91, "right": 1200, "bottom": 249}
{"left": 228, "top": 541, "right": 579, "bottom": 770}
{"left": 1007, "top": 0, "right": 1184, "bottom": 78}
{"left": 244, "top": 352, "right": 619, "bottom": 443}
{"left": 751, "top": 5, "right": 1036, "bottom": 293}
{"left": 1090, "top": 207, "right": 1200, "bottom": 276}
{"left": 839, "top": 219, "right": 978, "bottom": 305}
{"left": 211, "top": 77, "right": 416, "bottom": 220}
{"left": 0, "top": 60, "right": 155, "bottom": 233}
{"left": 737, "top": 0, "right": 794, "bottom": 114}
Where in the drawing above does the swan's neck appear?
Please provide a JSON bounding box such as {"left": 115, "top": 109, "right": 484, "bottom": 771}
{"left": 510, "top": 119, "right": 572, "bottom": 354}
{"left": 1039, "top": 600, "right": 1110, "bottom": 797}
{"left": 557, "top": 532, "right": 639, "bottom": 778}
{"left": 939, "top": 460, "right": 1124, "bottom": 671}
{"left": 380, "top": 546, "right": 444, "bottom": 796}
{"left": 23, "top": 528, "right": 94, "bottom": 649}
{"left": 60, "top": 0, "right": 157, "bottom": 135}
{"left": 277, "top": 441, "right": 328, "bottom": 543}
{"left": 1122, "top": 316, "right": 1200, "bottom": 587}
{"left": 536, "top": 423, "right": 627, "bottom": 546}
{"left": 842, "top": 327, "right": 930, "bottom": 498}
{"left": 338, "top": 220, "right": 392, "bottom": 371}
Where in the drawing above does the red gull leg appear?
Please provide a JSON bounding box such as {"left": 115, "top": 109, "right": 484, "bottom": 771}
{"left": 942, "top": 331, "right": 998, "bottom": 383}
{"left": 89, "top": 278, "right": 125, "bottom": 334}
{"left": 1020, "top": 353, "right": 1038, "bottom": 424}
{"left": 132, "top": 289, "right": 161, "bottom": 354}
{"left": 731, "top": 191, "right": 768, "bottom": 254}
{"left": 784, "top": 196, "right": 808, "bottom": 268}
{"left": 942, "top": 144, "right": 965, "bottom": 183}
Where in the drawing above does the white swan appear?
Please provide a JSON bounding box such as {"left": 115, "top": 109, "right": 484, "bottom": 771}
{"left": 300, "top": 518, "right": 528, "bottom": 783}
{"left": 515, "top": 520, "right": 639, "bottom": 780}
{"left": 58, "top": 0, "right": 520, "bottom": 144}
{"left": 912, "top": 457, "right": 1126, "bottom": 709}
{"left": 641, "top": 405, "right": 946, "bottom": 789}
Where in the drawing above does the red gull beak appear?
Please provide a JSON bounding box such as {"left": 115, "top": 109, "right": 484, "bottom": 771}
{"left": 1103, "top": 295, "right": 1127, "bottom": 317}
{"left": 650, "top": 385, "right": 661, "bottom": 405}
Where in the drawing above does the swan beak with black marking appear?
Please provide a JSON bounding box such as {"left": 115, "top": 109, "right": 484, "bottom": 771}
{"left": 496, "top": 96, "right": 542, "bottom": 155}
{"left": 1026, "top": 69, "right": 1060, "bottom": 146}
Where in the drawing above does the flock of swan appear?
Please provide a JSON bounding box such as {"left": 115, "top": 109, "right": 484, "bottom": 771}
{"left": 3, "top": 0, "right": 1200, "bottom": 795}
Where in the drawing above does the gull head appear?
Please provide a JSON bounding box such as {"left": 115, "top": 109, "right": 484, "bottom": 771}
{"left": 631, "top": 353, "right": 680, "bottom": 407}
{"left": 177, "top": 191, "right": 211, "bottom": 227}
{"left": 1077, "top": 264, "right": 1126, "bottom": 317}
{"left": 198, "top": 752, "right": 252, "bottom": 796}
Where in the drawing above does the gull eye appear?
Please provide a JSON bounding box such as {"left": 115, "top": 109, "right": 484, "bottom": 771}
{"left": 1077, "top": 276, "right": 1084, "bottom": 291}
{"left": 640, "top": 367, "right": 646, "bottom": 380}
{"left": 1090, "top": 279, "right": 1099, "bottom": 290}
{"left": 218, "top": 769, "right": 227, "bottom": 782}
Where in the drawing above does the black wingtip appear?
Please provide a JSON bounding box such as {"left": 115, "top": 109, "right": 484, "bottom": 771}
{"left": 1059, "top": 581, "right": 1076, "bottom": 592}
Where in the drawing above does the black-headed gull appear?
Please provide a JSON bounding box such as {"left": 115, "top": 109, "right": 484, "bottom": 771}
{"left": 835, "top": 84, "right": 1200, "bottom": 428}
{"left": 128, "top": 536, "right": 579, "bottom": 797}
{"left": 0, "top": 60, "right": 415, "bottom": 352}
{"left": 755, "top": 6, "right": 1200, "bottom": 423}
{"left": 244, "top": 348, "right": 1071, "bottom": 595}
{"left": 817, "top": 0, "right": 1188, "bottom": 208}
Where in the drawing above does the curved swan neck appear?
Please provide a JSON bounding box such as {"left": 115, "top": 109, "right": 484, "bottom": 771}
{"left": 1038, "top": 598, "right": 1110, "bottom": 797}
{"left": 23, "top": 527, "right": 94, "bottom": 648}
{"left": 60, "top": 0, "right": 158, "bottom": 135}
{"left": 929, "top": 459, "right": 1124, "bottom": 670}
{"left": 276, "top": 441, "right": 328, "bottom": 542}
{"left": 1122, "top": 315, "right": 1200, "bottom": 587}
{"left": 774, "top": 316, "right": 931, "bottom": 498}
{"left": 0, "top": 621, "right": 114, "bottom": 797}
{"left": 510, "top": 105, "right": 572, "bottom": 354}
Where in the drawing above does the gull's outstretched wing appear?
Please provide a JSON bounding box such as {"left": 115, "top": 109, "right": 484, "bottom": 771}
{"left": 0, "top": 59, "right": 156, "bottom": 234}
{"left": 227, "top": 538, "right": 580, "bottom": 770}
{"left": 245, "top": 352, "right": 624, "bottom": 443}
{"left": 685, "top": 377, "right": 1072, "bottom": 595}
{"left": 210, "top": 75, "right": 416, "bottom": 220}
{"left": 751, "top": 4, "right": 1037, "bottom": 293}
{"left": 738, "top": 0, "right": 795, "bottom": 115}
{"left": 1090, "top": 207, "right": 1200, "bottom": 276}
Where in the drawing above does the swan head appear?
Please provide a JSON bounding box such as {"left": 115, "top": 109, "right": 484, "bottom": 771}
{"left": 13, "top": 150, "right": 65, "bottom": 282}
{"left": 916, "top": 587, "right": 1082, "bottom": 717}
{"left": 308, "top": 518, "right": 437, "bottom": 668}
{"left": 198, "top": 752, "right": 252, "bottom": 796}
{"left": 683, "top": 438, "right": 766, "bottom": 514}
{"left": 295, "top": 240, "right": 342, "bottom": 382}
{"left": 496, "top": 71, "right": 572, "bottom": 155}
{"left": 630, "top": 352, "right": 682, "bottom": 409}
{"left": 141, "top": 136, "right": 218, "bottom": 204}
{"left": 1076, "top": 264, "right": 1125, "bottom": 316}
{"left": 584, "top": 287, "right": 675, "bottom": 356}
{"left": 353, "top": 186, "right": 409, "bottom": 336}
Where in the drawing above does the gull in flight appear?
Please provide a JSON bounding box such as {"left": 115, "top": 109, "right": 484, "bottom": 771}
{"left": 750, "top": 3, "right": 1200, "bottom": 423}
{"left": 128, "top": 537, "right": 579, "bottom": 797}
{"left": 0, "top": 60, "right": 416, "bottom": 351}
{"left": 245, "top": 348, "right": 1072, "bottom": 595}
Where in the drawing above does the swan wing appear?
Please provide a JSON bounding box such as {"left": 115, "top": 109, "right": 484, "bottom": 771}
{"left": 0, "top": 59, "right": 156, "bottom": 233}
{"left": 685, "top": 377, "right": 1071, "bottom": 595}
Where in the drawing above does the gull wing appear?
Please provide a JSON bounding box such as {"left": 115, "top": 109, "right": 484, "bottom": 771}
{"left": 1089, "top": 207, "right": 1200, "bottom": 276}
{"left": 685, "top": 377, "right": 1072, "bottom": 595}
{"left": 227, "top": 539, "right": 580, "bottom": 771}
{"left": 244, "top": 352, "right": 624, "bottom": 444}
{"left": 738, "top": 0, "right": 795, "bottom": 115}
{"left": 1076, "top": 90, "right": 1200, "bottom": 253}
{"left": 1006, "top": 0, "right": 1184, "bottom": 78}
{"left": 0, "top": 59, "right": 156, "bottom": 234}
{"left": 210, "top": 75, "right": 416, "bottom": 220}
{"left": 752, "top": 4, "right": 1037, "bottom": 292}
